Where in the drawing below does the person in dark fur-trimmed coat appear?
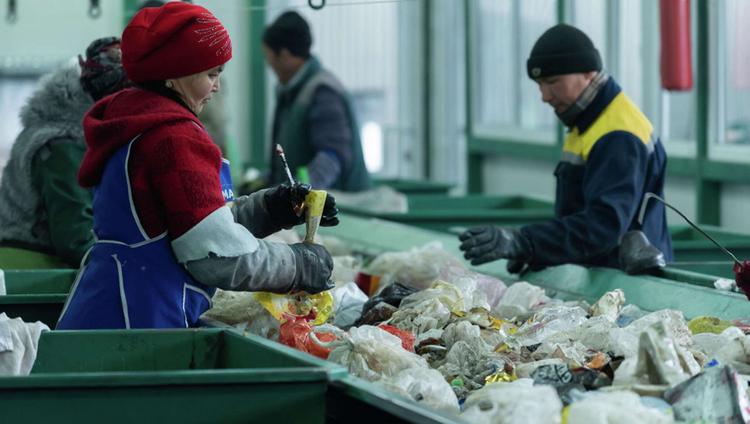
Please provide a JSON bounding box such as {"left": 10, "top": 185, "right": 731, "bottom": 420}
{"left": 0, "top": 37, "right": 129, "bottom": 268}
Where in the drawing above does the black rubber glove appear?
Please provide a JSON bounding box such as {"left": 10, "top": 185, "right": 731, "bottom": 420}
{"left": 289, "top": 243, "right": 335, "bottom": 294}
{"left": 458, "top": 226, "right": 533, "bottom": 266}
{"left": 264, "top": 183, "right": 339, "bottom": 229}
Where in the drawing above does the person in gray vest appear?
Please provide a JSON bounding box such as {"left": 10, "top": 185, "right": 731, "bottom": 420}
{"left": 0, "top": 37, "right": 129, "bottom": 268}
{"left": 262, "top": 11, "right": 371, "bottom": 192}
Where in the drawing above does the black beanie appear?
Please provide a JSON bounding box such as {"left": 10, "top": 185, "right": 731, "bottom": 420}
{"left": 527, "top": 24, "right": 602, "bottom": 79}
{"left": 263, "top": 11, "right": 312, "bottom": 59}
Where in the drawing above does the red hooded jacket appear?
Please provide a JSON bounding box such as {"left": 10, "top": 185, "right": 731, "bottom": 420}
{"left": 79, "top": 87, "right": 225, "bottom": 239}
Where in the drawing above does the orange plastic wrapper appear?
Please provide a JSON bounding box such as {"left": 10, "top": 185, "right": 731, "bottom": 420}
{"left": 279, "top": 314, "right": 337, "bottom": 359}
{"left": 378, "top": 324, "right": 415, "bottom": 352}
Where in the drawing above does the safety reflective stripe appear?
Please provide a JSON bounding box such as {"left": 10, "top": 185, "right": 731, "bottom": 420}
{"left": 113, "top": 254, "right": 131, "bottom": 329}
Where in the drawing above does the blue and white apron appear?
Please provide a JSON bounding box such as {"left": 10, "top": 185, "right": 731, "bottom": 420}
{"left": 57, "top": 136, "right": 234, "bottom": 329}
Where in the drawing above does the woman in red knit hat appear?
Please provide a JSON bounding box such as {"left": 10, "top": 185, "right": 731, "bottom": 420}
{"left": 57, "top": 2, "right": 337, "bottom": 330}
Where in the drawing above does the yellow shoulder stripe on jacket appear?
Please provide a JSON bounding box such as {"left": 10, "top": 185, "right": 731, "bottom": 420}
{"left": 562, "top": 92, "right": 654, "bottom": 164}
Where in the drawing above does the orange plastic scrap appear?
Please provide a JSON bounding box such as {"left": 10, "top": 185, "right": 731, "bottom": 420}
{"left": 378, "top": 324, "right": 416, "bottom": 352}
{"left": 584, "top": 352, "right": 609, "bottom": 370}
{"left": 279, "top": 314, "right": 337, "bottom": 359}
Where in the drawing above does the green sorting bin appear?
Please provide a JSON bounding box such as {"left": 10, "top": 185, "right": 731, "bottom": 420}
{"left": 321, "top": 214, "right": 750, "bottom": 319}
{"left": 0, "top": 328, "right": 346, "bottom": 423}
{"left": 339, "top": 194, "right": 554, "bottom": 232}
{"left": 0, "top": 269, "right": 75, "bottom": 326}
{"left": 374, "top": 178, "right": 454, "bottom": 195}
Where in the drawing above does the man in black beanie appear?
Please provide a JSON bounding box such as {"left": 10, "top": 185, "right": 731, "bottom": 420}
{"left": 261, "top": 11, "right": 371, "bottom": 192}
{"left": 460, "top": 24, "right": 673, "bottom": 274}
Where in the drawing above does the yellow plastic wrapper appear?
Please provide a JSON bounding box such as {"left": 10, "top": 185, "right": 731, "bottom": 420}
{"left": 253, "top": 290, "right": 333, "bottom": 326}
{"left": 688, "top": 315, "right": 733, "bottom": 334}
{"left": 304, "top": 190, "right": 327, "bottom": 243}
{"left": 484, "top": 371, "right": 517, "bottom": 385}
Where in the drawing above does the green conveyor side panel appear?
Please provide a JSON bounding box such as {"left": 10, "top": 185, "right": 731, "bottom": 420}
{"left": 322, "top": 214, "right": 750, "bottom": 320}
{"left": 2, "top": 269, "right": 76, "bottom": 294}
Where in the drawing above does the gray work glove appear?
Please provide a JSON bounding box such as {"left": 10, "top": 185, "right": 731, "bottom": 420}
{"left": 459, "top": 226, "right": 533, "bottom": 270}
{"left": 264, "top": 183, "right": 340, "bottom": 229}
{"left": 289, "top": 243, "right": 335, "bottom": 294}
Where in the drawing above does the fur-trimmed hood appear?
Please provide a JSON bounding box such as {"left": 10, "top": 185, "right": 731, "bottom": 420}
{"left": 20, "top": 63, "right": 92, "bottom": 133}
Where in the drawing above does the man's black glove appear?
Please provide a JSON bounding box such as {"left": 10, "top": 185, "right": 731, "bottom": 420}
{"left": 264, "top": 183, "right": 339, "bottom": 229}
{"left": 289, "top": 243, "right": 335, "bottom": 294}
{"left": 458, "top": 226, "right": 533, "bottom": 268}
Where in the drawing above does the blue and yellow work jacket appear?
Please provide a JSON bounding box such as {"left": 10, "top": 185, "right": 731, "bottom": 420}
{"left": 521, "top": 77, "right": 673, "bottom": 270}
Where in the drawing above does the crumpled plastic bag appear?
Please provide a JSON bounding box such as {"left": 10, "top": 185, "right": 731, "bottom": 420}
{"left": 378, "top": 324, "right": 416, "bottom": 352}
{"left": 616, "top": 304, "right": 648, "bottom": 327}
{"left": 389, "top": 298, "right": 452, "bottom": 336}
{"left": 613, "top": 321, "right": 700, "bottom": 389}
{"left": 692, "top": 327, "right": 750, "bottom": 373}
{"left": 542, "top": 315, "right": 638, "bottom": 358}
{"left": 364, "top": 242, "right": 465, "bottom": 291}
{"left": 589, "top": 289, "right": 625, "bottom": 323}
{"left": 565, "top": 390, "right": 674, "bottom": 424}
{"left": 664, "top": 365, "right": 750, "bottom": 424}
{"left": 329, "top": 186, "right": 408, "bottom": 214}
{"left": 508, "top": 305, "right": 588, "bottom": 348}
{"left": 331, "top": 256, "right": 362, "bottom": 285}
{"left": 359, "top": 282, "right": 418, "bottom": 319}
{"left": 331, "top": 282, "right": 368, "bottom": 329}
{"left": 399, "top": 280, "right": 485, "bottom": 313}
{"left": 326, "top": 325, "right": 428, "bottom": 381}
{"left": 624, "top": 309, "right": 693, "bottom": 349}
{"left": 439, "top": 265, "right": 507, "bottom": 311}
{"left": 379, "top": 367, "right": 460, "bottom": 415}
{"left": 253, "top": 290, "right": 334, "bottom": 326}
{"left": 279, "top": 315, "right": 338, "bottom": 359}
{"left": 437, "top": 335, "right": 505, "bottom": 391}
{"left": 201, "top": 289, "right": 280, "bottom": 340}
{"left": 493, "top": 281, "right": 548, "bottom": 320}
{"left": 461, "top": 378, "right": 562, "bottom": 424}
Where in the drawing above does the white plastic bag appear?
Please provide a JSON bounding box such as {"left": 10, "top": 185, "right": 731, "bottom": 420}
{"left": 365, "top": 242, "right": 465, "bottom": 291}
{"left": 566, "top": 390, "right": 674, "bottom": 424}
{"left": 379, "top": 368, "right": 460, "bottom": 415}
{"left": 461, "top": 379, "right": 562, "bottom": 424}
{"left": 590, "top": 289, "right": 625, "bottom": 323}
{"left": 202, "top": 289, "right": 280, "bottom": 340}
{"left": 389, "top": 298, "right": 452, "bottom": 336}
{"left": 326, "top": 325, "right": 428, "bottom": 381}
{"left": 493, "top": 281, "right": 548, "bottom": 320}
{"left": 330, "top": 282, "right": 368, "bottom": 329}
{"left": 509, "top": 305, "right": 588, "bottom": 347}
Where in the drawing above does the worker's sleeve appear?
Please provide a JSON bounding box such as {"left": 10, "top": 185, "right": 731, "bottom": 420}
{"left": 32, "top": 139, "right": 94, "bottom": 266}
{"left": 306, "top": 86, "right": 351, "bottom": 188}
{"left": 170, "top": 205, "right": 297, "bottom": 293}
{"left": 521, "top": 132, "right": 651, "bottom": 268}
{"left": 230, "top": 189, "right": 283, "bottom": 239}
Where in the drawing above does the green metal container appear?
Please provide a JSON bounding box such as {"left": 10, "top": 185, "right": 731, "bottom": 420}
{"left": 339, "top": 194, "right": 554, "bottom": 232}
{"left": 327, "top": 376, "right": 461, "bottom": 424}
{"left": 0, "top": 269, "right": 73, "bottom": 326}
{"left": 374, "top": 178, "right": 454, "bottom": 195}
{"left": 2, "top": 268, "right": 76, "bottom": 294}
{"left": 321, "top": 214, "right": 750, "bottom": 319}
{"left": 0, "top": 328, "right": 346, "bottom": 423}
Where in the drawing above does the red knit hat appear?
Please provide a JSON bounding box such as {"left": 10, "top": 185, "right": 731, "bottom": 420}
{"left": 121, "top": 2, "right": 232, "bottom": 83}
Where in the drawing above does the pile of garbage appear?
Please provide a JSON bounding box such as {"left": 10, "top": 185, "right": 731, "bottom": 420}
{"left": 203, "top": 241, "right": 750, "bottom": 423}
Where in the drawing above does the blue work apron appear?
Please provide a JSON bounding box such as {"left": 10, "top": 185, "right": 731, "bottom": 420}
{"left": 57, "top": 136, "right": 234, "bottom": 329}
